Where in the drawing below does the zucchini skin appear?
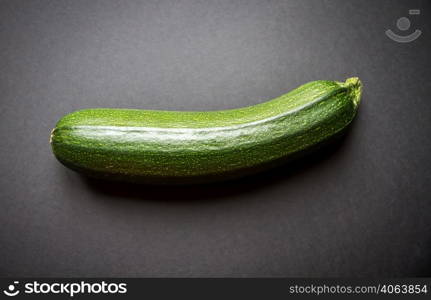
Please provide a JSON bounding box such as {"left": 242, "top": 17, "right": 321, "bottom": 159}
{"left": 51, "top": 77, "right": 362, "bottom": 183}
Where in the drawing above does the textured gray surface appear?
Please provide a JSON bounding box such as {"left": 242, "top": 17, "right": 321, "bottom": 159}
{"left": 0, "top": 0, "right": 430, "bottom": 277}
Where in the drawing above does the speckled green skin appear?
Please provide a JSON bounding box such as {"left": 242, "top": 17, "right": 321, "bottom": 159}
{"left": 51, "top": 77, "right": 362, "bottom": 184}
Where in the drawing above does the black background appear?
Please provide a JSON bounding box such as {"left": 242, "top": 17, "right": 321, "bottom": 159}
{"left": 1, "top": 0, "right": 430, "bottom": 277}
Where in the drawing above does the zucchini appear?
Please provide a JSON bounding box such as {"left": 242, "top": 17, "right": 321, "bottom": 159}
{"left": 50, "top": 77, "right": 362, "bottom": 184}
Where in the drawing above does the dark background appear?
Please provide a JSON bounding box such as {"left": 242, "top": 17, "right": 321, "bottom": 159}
{"left": 1, "top": 0, "right": 430, "bottom": 277}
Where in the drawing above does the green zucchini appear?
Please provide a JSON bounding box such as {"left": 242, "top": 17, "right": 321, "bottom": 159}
{"left": 50, "top": 77, "right": 362, "bottom": 184}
